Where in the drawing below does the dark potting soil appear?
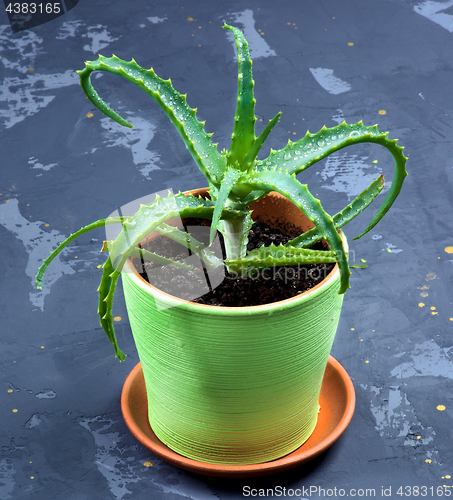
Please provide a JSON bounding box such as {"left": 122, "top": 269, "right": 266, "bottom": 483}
{"left": 132, "top": 219, "right": 334, "bottom": 307}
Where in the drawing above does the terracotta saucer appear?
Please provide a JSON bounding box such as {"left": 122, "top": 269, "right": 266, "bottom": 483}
{"left": 121, "top": 355, "right": 355, "bottom": 478}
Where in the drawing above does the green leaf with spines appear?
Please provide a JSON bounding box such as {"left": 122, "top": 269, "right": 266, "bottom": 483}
{"left": 289, "top": 175, "right": 385, "bottom": 248}
{"left": 255, "top": 120, "right": 408, "bottom": 239}
{"left": 153, "top": 223, "right": 223, "bottom": 269}
{"left": 108, "top": 191, "right": 248, "bottom": 273}
{"left": 97, "top": 256, "right": 125, "bottom": 361}
{"left": 241, "top": 112, "right": 281, "bottom": 174}
{"left": 240, "top": 169, "right": 350, "bottom": 293}
{"left": 102, "top": 241, "right": 195, "bottom": 271}
{"left": 225, "top": 243, "right": 337, "bottom": 275}
{"left": 223, "top": 24, "right": 257, "bottom": 170}
{"left": 78, "top": 56, "right": 225, "bottom": 187}
{"left": 36, "top": 216, "right": 131, "bottom": 290}
{"left": 99, "top": 193, "right": 248, "bottom": 358}
{"left": 209, "top": 167, "right": 243, "bottom": 245}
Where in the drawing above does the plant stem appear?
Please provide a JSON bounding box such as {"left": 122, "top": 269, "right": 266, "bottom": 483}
{"left": 217, "top": 199, "right": 252, "bottom": 260}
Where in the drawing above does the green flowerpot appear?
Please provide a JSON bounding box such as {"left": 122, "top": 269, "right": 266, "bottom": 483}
{"left": 121, "top": 189, "right": 347, "bottom": 465}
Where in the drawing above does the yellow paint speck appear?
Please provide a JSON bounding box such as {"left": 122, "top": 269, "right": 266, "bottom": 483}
{"left": 365, "top": 360, "right": 369, "bottom": 363}
{"left": 426, "top": 273, "right": 437, "bottom": 281}
{"left": 13, "top": 409, "right": 18, "bottom": 413}
{"left": 426, "top": 459, "right": 432, "bottom": 463}
{"left": 432, "top": 312, "right": 438, "bottom": 316}
{"left": 348, "top": 42, "right": 354, "bottom": 46}
{"left": 378, "top": 110, "right": 386, "bottom": 115}
{"left": 420, "top": 292, "right": 429, "bottom": 298}
{"left": 187, "top": 17, "right": 193, "bottom": 21}
{"left": 44, "top": 223, "right": 49, "bottom": 227}
{"left": 360, "top": 338, "right": 363, "bottom": 342}
{"left": 114, "top": 316, "right": 121, "bottom": 322}
{"left": 30, "top": 476, "right": 34, "bottom": 479}
{"left": 5, "top": 199, "right": 9, "bottom": 202}
{"left": 41, "top": 346, "right": 45, "bottom": 349}
{"left": 144, "top": 461, "right": 153, "bottom": 467}
{"left": 86, "top": 113, "right": 94, "bottom": 118}
{"left": 351, "top": 328, "right": 355, "bottom": 331}
{"left": 417, "top": 436, "right": 421, "bottom": 439}
{"left": 445, "top": 246, "right": 453, "bottom": 254}
{"left": 28, "top": 67, "right": 34, "bottom": 71}
{"left": 361, "top": 259, "right": 367, "bottom": 263}
{"left": 8, "top": 389, "right": 13, "bottom": 393}
{"left": 372, "top": 160, "right": 378, "bottom": 164}
{"left": 387, "top": 248, "right": 392, "bottom": 253}
{"left": 446, "top": 475, "right": 451, "bottom": 479}
{"left": 97, "top": 264, "right": 102, "bottom": 269}
{"left": 437, "top": 405, "right": 446, "bottom": 411}
{"left": 419, "top": 302, "right": 425, "bottom": 308}
{"left": 450, "top": 318, "right": 453, "bottom": 321}
{"left": 431, "top": 306, "right": 436, "bottom": 310}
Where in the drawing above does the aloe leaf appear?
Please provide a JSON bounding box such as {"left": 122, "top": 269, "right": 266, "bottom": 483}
{"left": 289, "top": 174, "right": 385, "bottom": 248}
{"left": 78, "top": 56, "right": 225, "bottom": 187}
{"left": 256, "top": 121, "right": 408, "bottom": 239}
{"left": 241, "top": 169, "right": 350, "bottom": 293}
{"left": 242, "top": 112, "right": 281, "bottom": 173}
{"left": 36, "top": 216, "right": 131, "bottom": 290}
{"left": 97, "top": 256, "right": 126, "bottom": 360}
{"left": 223, "top": 24, "right": 256, "bottom": 169}
{"left": 225, "top": 243, "right": 336, "bottom": 275}
{"left": 210, "top": 167, "right": 243, "bottom": 244}
{"left": 217, "top": 212, "right": 253, "bottom": 261}
{"left": 108, "top": 191, "right": 248, "bottom": 274}
{"left": 153, "top": 223, "right": 223, "bottom": 269}
{"left": 102, "top": 241, "right": 195, "bottom": 271}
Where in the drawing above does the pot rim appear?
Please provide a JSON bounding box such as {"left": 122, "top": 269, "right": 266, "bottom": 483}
{"left": 123, "top": 189, "right": 348, "bottom": 315}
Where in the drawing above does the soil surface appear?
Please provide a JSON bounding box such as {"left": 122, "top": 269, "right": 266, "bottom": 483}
{"left": 132, "top": 218, "right": 334, "bottom": 307}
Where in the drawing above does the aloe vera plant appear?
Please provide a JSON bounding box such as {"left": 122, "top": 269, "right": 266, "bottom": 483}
{"left": 36, "top": 24, "right": 407, "bottom": 360}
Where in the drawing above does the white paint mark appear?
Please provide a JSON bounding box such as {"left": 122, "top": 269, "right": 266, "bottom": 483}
{"left": 332, "top": 108, "right": 345, "bottom": 124}
{"left": 56, "top": 20, "right": 83, "bottom": 39}
{"left": 24, "top": 413, "right": 43, "bottom": 429}
{"left": 0, "top": 25, "right": 43, "bottom": 73}
{"left": 368, "top": 385, "right": 435, "bottom": 446}
{"left": 0, "top": 459, "right": 15, "bottom": 500}
{"left": 0, "top": 199, "right": 77, "bottom": 310}
{"left": 224, "top": 9, "right": 276, "bottom": 59}
{"left": 80, "top": 416, "right": 218, "bottom": 500}
{"left": 80, "top": 417, "right": 138, "bottom": 500}
{"left": 29, "top": 157, "right": 58, "bottom": 172}
{"left": 391, "top": 340, "right": 453, "bottom": 379}
{"left": 414, "top": 0, "right": 453, "bottom": 33}
{"left": 310, "top": 67, "right": 351, "bottom": 95}
{"left": 382, "top": 242, "right": 403, "bottom": 253}
{"left": 0, "top": 70, "right": 78, "bottom": 129}
{"left": 0, "top": 26, "right": 79, "bottom": 129}
{"left": 317, "top": 152, "right": 386, "bottom": 199}
{"left": 83, "top": 25, "right": 119, "bottom": 53}
{"left": 36, "top": 389, "right": 56, "bottom": 399}
{"left": 99, "top": 114, "right": 161, "bottom": 179}
{"left": 147, "top": 16, "right": 167, "bottom": 24}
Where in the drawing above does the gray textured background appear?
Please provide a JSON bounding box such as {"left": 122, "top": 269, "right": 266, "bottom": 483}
{"left": 1, "top": 0, "right": 453, "bottom": 498}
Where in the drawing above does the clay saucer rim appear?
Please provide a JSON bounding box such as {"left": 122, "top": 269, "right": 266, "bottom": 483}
{"left": 121, "top": 355, "right": 355, "bottom": 478}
